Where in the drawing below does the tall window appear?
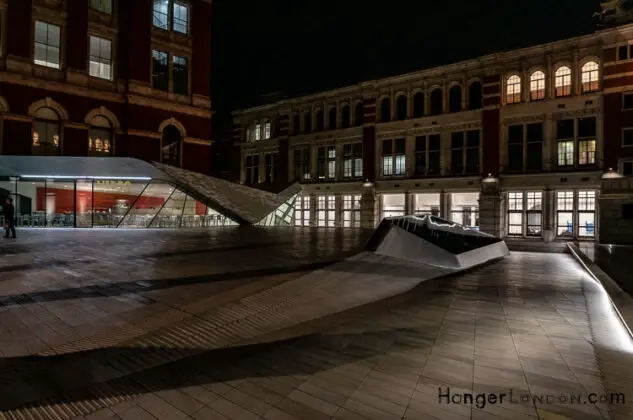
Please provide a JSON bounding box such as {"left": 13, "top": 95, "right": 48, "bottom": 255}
{"left": 303, "top": 112, "right": 312, "bottom": 133}
{"left": 293, "top": 114, "right": 301, "bottom": 135}
{"left": 451, "top": 131, "right": 479, "bottom": 174}
{"left": 152, "top": 50, "right": 169, "bottom": 91}
{"left": 327, "top": 146, "right": 336, "bottom": 179}
{"left": 342, "top": 195, "right": 361, "bottom": 228}
{"left": 556, "top": 191, "right": 574, "bottom": 237}
{"left": 254, "top": 123, "right": 261, "bottom": 141}
{"left": 317, "top": 147, "right": 326, "bottom": 179}
{"left": 581, "top": 61, "right": 599, "bottom": 93}
{"left": 294, "top": 148, "right": 311, "bottom": 180}
{"left": 449, "top": 85, "right": 462, "bottom": 112}
{"left": 465, "top": 130, "right": 480, "bottom": 173}
{"left": 88, "top": 116, "right": 112, "bottom": 156}
{"left": 354, "top": 103, "right": 364, "bottom": 126}
{"left": 530, "top": 71, "right": 546, "bottom": 100}
{"left": 343, "top": 144, "right": 363, "bottom": 178}
{"left": 317, "top": 196, "right": 336, "bottom": 227}
{"left": 264, "top": 121, "right": 271, "bottom": 140}
{"left": 413, "top": 194, "right": 440, "bottom": 217}
{"left": 341, "top": 105, "right": 350, "bottom": 128}
{"left": 264, "top": 153, "right": 276, "bottom": 183}
{"left": 328, "top": 107, "right": 337, "bottom": 130}
{"left": 173, "top": 56, "right": 188, "bottom": 95}
{"left": 294, "top": 196, "right": 310, "bottom": 227}
{"left": 468, "top": 82, "right": 482, "bottom": 110}
{"left": 451, "top": 132, "right": 465, "bottom": 174}
{"left": 578, "top": 191, "right": 596, "bottom": 237}
{"left": 555, "top": 66, "right": 572, "bottom": 97}
{"left": 32, "top": 107, "right": 60, "bottom": 155}
{"left": 557, "top": 119, "right": 574, "bottom": 167}
{"left": 153, "top": 0, "right": 189, "bottom": 35}
{"left": 380, "top": 97, "right": 391, "bottom": 122}
{"left": 506, "top": 75, "right": 521, "bottom": 104}
{"left": 382, "top": 194, "right": 405, "bottom": 218}
{"left": 34, "top": 21, "right": 61, "bottom": 69}
{"left": 508, "top": 191, "right": 542, "bottom": 237}
{"left": 508, "top": 123, "right": 543, "bottom": 171}
{"left": 315, "top": 109, "right": 324, "bottom": 131}
{"left": 245, "top": 155, "right": 259, "bottom": 185}
{"left": 430, "top": 89, "right": 443, "bottom": 115}
{"left": 382, "top": 139, "right": 405, "bottom": 177}
{"left": 526, "top": 123, "right": 543, "bottom": 170}
{"left": 90, "top": 0, "right": 113, "bottom": 14}
{"left": 578, "top": 117, "right": 596, "bottom": 166}
{"left": 450, "top": 193, "right": 479, "bottom": 229}
{"left": 414, "top": 135, "right": 441, "bottom": 176}
{"left": 89, "top": 36, "right": 112, "bottom": 80}
{"left": 507, "top": 125, "right": 524, "bottom": 171}
{"left": 396, "top": 95, "right": 407, "bottom": 120}
{"left": 161, "top": 125, "right": 181, "bottom": 166}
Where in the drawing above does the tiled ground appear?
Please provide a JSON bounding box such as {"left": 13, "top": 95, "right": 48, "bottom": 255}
{"left": 0, "top": 229, "right": 632, "bottom": 420}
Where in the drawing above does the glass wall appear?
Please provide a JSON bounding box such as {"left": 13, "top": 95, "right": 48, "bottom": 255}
{"left": 450, "top": 192, "right": 479, "bottom": 229}
{"left": 0, "top": 177, "right": 239, "bottom": 229}
{"left": 257, "top": 195, "right": 296, "bottom": 226}
{"left": 413, "top": 193, "right": 440, "bottom": 217}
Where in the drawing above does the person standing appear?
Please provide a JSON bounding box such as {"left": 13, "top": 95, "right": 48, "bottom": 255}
{"left": 3, "top": 197, "right": 16, "bottom": 239}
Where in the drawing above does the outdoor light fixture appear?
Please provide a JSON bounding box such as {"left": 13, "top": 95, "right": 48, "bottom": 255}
{"left": 19, "top": 175, "right": 152, "bottom": 181}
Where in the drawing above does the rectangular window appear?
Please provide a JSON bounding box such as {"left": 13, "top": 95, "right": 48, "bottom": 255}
{"left": 623, "top": 92, "right": 633, "bottom": 110}
{"left": 556, "top": 119, "right": 575, "bottom": 167}
{"left": 264, "top": 122, "right": 271, "bottom": 140}
{"left": 619, "top": 45, "right": 628, "bottom": 61}
{"left": 526, "top": 192, "right": 543, "bottom": 237}
{"left": 172, "top": 2, "right": 189, "bottom": 34}
{"left": 152, "top": 50, "right": 169, "bottom": 91}
{"left": 623, "top": 128, "right": 633, "bottom": 147}
{"left": 342, "top": 195, "right": 361, "bottom": 228}
{"left": 34, "top": 21, "right": 61, "bottom": 69}
{"left": 428, "top": 134, "right": 441, "bottom": 175}
{"left": 578, "top": 190, "right": 596, "bottom": 237}
{"left": 413, "top": 193, "right": 440, "bottom": 217}
{"left": 327, "top": 146, "right": 336, "bottom": 179}
{"left": 317, "top": 147, "right": 326, "bottom": 179}
{"left": 578, "top": 117, "right": 596, "bottom": 166}
{"left": 254, "top": 123, "right": 261, "bottom": 141}
{"left": 526, "top": 123, "right": 543, "bottom": 170}
{"left": 507, "top": 191, "right": 542, "bottom": 237}
{"left": 507, "top": 124, "right": 524, "bottom": 171}
{"left": 465, "top": 130, "right": 480, "bottom": 173}
{"left": 317, "top": 196, "right": 336, "bottom": 227}
{"left": 90, "top": 0, "right": 113, "bottom": 14}
{"left": 382, "top": 194, "right": 405, "bottom": 218}
{"left": 153, "top": 0, "right": 189, "bottom": 34}
{"left": 507, "top": 192, "right": 524, "bottom": 236}
{"left": 394, "top": 138, "right": 406, "bottom": 176}
{"left": 382, "top": 139, "right": 393, "bottom": 176}
{"left": 450, "top": 192, "right": 479, "bottom": 229}
{"left": 294, "top": 196, "right": 310, "bottom": 227}
{"left": 173, "top": 56, "right": 188, "bottom": 95}
{"left": 622, "top": 160, "right": 633, "bottom": 176}
{"left": 556, "top": 191, "right": 574, "bottom": 237}
{"left": 152, "top": 0, "right": 169, "bottom": 30}
{"left": 88, "top": 36, "right": 112, "bottom": 80}
{"left": 293, "top": 148, "right": 311, "bottom": 180}
{"left": 415, "top": 136, "right": 426, "bottom": 176}
{"left": 245, "top": 155, "right": 259, "bottom": 185}
{"left": 451, "top": 132, "right": 464, "bottom": 174}
{"left": 264, "top": 153, "right": 275, "bottom": 184}
{"left": 343, "top": 144, "right": 362, "bottom": 178}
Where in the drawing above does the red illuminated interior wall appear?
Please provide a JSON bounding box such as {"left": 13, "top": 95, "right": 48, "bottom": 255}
{"left": 36, "top": 188, "right": 166, "bottom": 213}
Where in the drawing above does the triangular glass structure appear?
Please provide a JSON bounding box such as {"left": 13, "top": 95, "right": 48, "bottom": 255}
{"left": 256, "top": 194, "right": 297, "bottom": 226}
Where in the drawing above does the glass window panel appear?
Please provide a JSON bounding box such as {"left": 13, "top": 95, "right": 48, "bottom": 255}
{"left": 76, "top": 180, "right": 93, "bottom": 228}
{"left": 91, "top": 179, "right": 148, "bottom": 228}
{"left": 153, "top": 0, "right": 169, "bottom": 29}
{"left": 173, "top": 2, "right": 189, "bottom": 34}
{"left": 557, "top": 212, "right": 574, "bottom": 236}
{"left": 173, "top": 55, "right": 188, "bottom": 95}
{"left": 15, "top": 180, "right": 45, "bottom": 227}
{"left": 578, "top": 212, "right": 596, "bottom": 237}
{"left": 149, "top": 188, "right": 187, "bottom": 228}
{"left": 120, "top": 181, "right": 173, "bottom": 228}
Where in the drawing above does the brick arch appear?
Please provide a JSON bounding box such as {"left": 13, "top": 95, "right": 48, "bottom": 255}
{"left": 27, "top": 97, "right": 69, "bottom": 120}
{"left": 158, "top": 117, "right": 187, "bottom": 137}
{"left": 84, "top": 106, "right": 121, "bottom": 129}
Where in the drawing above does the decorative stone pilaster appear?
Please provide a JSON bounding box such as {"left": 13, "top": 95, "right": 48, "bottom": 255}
{"left": 543, "top": 187, "right": 556, "bottom": 242}
{"left": 361, "top": 181, "right": 378, "bottom": 228}
{"left": 405, "top": 191, "right": 413, "bottom": 215}
{"left": 479, "top": 174, "right": 505, "bottom": 237}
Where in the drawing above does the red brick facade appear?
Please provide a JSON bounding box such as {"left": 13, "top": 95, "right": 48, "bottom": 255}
{"left": 0, "top": 0, "right": 212, "bottom": 174}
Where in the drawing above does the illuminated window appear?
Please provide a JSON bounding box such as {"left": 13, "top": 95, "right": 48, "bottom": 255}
{"left": 343, "top": 144, "right": 363, "bottom": 178}
{"left": 530, "top": 71, "right": 546, "bottom": 100}
{"left": 556, "top": 191, "right": 574, "bottom": 236}
{"left": 382, "top": 194, "right": 405, "bottom": 218}
{"left": 172, "top": 2, "right": 189, "bottom": 34}
{"left": 88, "top": 115, "right": 112, "bottom": 156}
{"left": 581, "top": 61, "right": 599, "bottom": 93}
{"left": 254, "top": 123, "right": 261, "bottom": 141}
{"left": 578, "top": 117, "right": 596, "bottom": 165}
{"left": 342, "top": 195, "right": 361, "bottom": 228}
{"left": 317, "top": 195, "right": 336, "bottom": 227}
{"left": 89, "top": 36, "right": 112, "bottom": 80}
{"left": 413, "top": 193, "right": 440, "bottom": 217}
{"left": 153, "top": 0, "right": 189, "bottom": 34}
{"left": 450, "top": 192, "right": 479, "bottom": 229}
{"left": 506, "top": 75, "right": 521, "bottom": 104}
{"left": 327, "top": 146, "right": 336, "bottom": 179}
{"left": 90, "top": 0, "right": 112, "bottom": 14}
{"left": 294, "top": 196, "right": 311, "bottom": 227}
{"left": 555, "top": 66, "right": 572, "bottom": 97}
{"left": 578, "top": 190, "right": 596, "bottom": 237}
{"left": 152, "top": 50, "right": 169, "bottom": 90}
{"left": 382, "top": 138, "right": 406, "bottom": 177}
{"left": 34, "top": 21, "right": 61, "bottom": 69}
{"left": 507, "top": 191, "right": 542, "bottom": 237}
{"left": 32, "top": 107, "right": 60, "bottom": 155}
{"left": 556, "top": 119, "right": 574, "bottom": 167}
{"left": 264, "top": 122, "right": 271, "bottom": 139}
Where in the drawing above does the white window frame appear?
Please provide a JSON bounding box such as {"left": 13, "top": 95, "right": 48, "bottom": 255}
{"left": 342, "top": 195, "right": 361, "bottom": 228}
{"left": 327, "top": 147, "right": 336, "bottom": 179}
{"left": 530, "top": 71, "right": 546, "bottom": 101}
{"left": 254, "top": 123, "right": 261, "bottom": 141}
{"left": 294, "top": 196, "right": 310, "bottom": 227}
{"left": 34, "top": 21, "right": 61, "bottom": 69}
{"left": 507, "top": 191, "right": 543, "bottom": 237}
{"left": 506, "top": 75, "right": 521, "bottom": 104}
{"left": 555, "top": 190, "right": 597, "bottom": 239}
{"left": 581, "top": 61, "right": 599, "bottom": 93}
{"left": 153, "top": 0, "right": 189, "bottom": 35}
{"left": 555, "top": 66, "right": 572, "bottom": 97}
{"left": 264, "top": 122, "right": 271, "bottom": 140}
{"left": 88, "top": 35, "right": 112, "bottom": 80}
{"left": 317, "top": 195, "right": 336, "bottom": 227}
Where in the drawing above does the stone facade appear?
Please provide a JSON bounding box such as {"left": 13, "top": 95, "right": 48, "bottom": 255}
{"left": 0, "top": 0, "right": 213, "bottom": 174}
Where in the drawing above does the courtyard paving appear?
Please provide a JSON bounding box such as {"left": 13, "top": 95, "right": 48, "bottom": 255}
{"left": 0, "top": 228, "right": 631, "bottom": 420}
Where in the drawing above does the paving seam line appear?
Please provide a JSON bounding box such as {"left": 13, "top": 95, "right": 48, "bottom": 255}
{"left": 566, "top": 242, "right": 633, "bottom": 340}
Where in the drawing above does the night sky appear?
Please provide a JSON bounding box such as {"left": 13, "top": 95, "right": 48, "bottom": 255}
{"left": 211, "top": 0, "right": 602, "bottom": 136}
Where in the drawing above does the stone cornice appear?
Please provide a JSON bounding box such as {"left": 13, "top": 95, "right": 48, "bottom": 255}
{"left": 126, "top": 94, "right": 212, "bottom": 119}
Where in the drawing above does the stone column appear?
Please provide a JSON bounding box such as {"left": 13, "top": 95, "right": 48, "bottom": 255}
{"left": 542, "top": 187, "right": 556, "bottom": 242}
{"left": 405, "top": 191, "right": 413, "bottom": 215}
{"left": 309, "top": 193, "right": 317, "bottom": 227}
{"left": 361, "top": 182, "right": 378, "bottom": 228}
{"left": 479, "top": 178, "right": 505, "bottom": 237}
{"left": 441, "top": 190, "right": 451, "bottom": 220}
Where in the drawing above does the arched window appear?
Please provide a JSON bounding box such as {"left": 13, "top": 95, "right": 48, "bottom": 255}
{"left": 292, "top": 114, "right": 300, "bottom": 135}
{"left": 315, "top": 109, "right": 324, "bottom": 131}
{"left": 380, "top": 97, "right": 391, "bottom": 122}
{"left": 468, "top": 82, "right": 482, "bottom": 110}
{"left": 303, "top": 112, "right": 312, "bottom": 133}
{"left": 506, "top": 75, "right": 521, "bottom": 104}
{"left": 530, "top": 71, "right": 546, "bottom": 101}
{"left": 430, "top": 88, "right": 443, "bottom": 115}
{"left": 555, "top": 66, "right": 572, "bottom": 97}
{"left": 341, "top": 105, "right": 351, "bottom": 128}
{"left": 32, "top": 107, "right": 60, "bottom": 155}
{"left": 395, "top": 95, "right": 407, "bottom": 120}
{"left": 581, "top": 61, "right": 599, "bottom": 93}
{"left": 354, "top": 102, "right": 364, "bottom": 126}
{"left": 162, "top": 125, "right": 182, "bottom": 166}
{"left": 412, "top": 92, "right": 424, "bottom": 118}
{"left": 449, "top": 85, "right": 462, "bottom": 112}
{"left": 328, "top": 107, "right": 337, "bottom": 130}
{"left": 244, "top": 124, "right": 251, "bottom": 142}
{"left": 88, "top": 115, "right": 113, "bottom": 156}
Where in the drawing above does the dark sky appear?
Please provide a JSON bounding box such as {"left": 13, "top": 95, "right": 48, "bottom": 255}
{"left": 211, "top": 0, "right": 602, "bottom": 134}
